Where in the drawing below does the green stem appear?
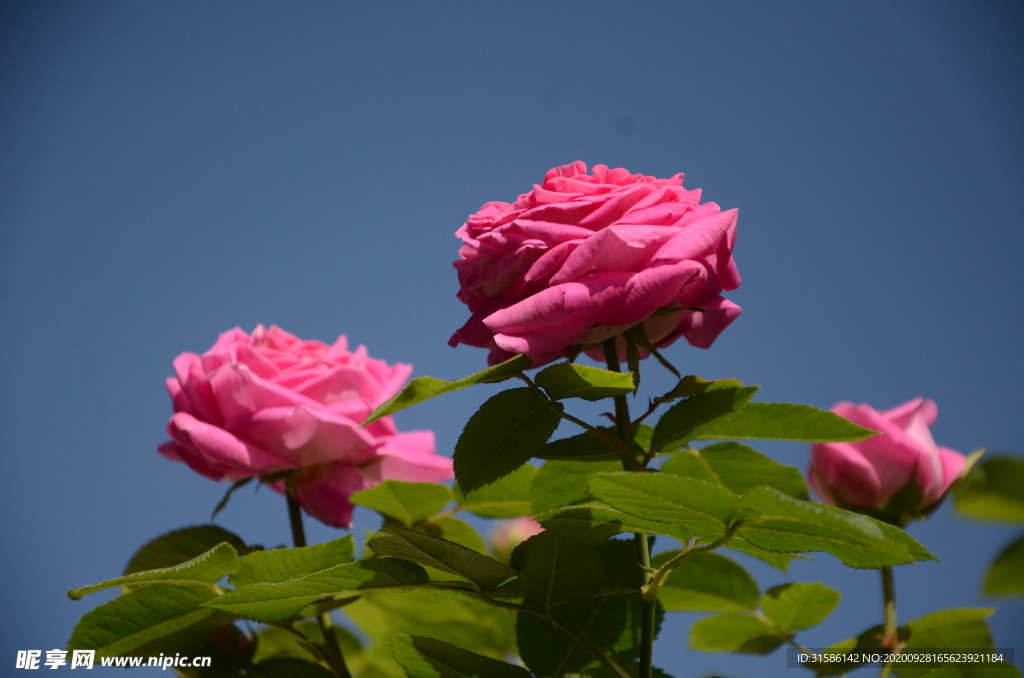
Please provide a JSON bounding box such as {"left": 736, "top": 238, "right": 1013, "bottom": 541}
{"left": 286, "top": 492, "right": 353, "bottom": 678}
{"left": 880, "top": 566, "right": 897, "bottom": 678}
{"left": 643, "top": 524, "right": 739, "bottom": 600}
{"left": 602, "top": 339, "right": 654, "bottom": 678}
{"left": 287, "top": 490, "right": 308, "bottom": 547}
{"left": 515, "top": 372, "right": 632, "bottom": 455}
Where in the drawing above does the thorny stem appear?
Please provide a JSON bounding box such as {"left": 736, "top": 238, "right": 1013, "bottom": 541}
{"left": 642, "top": 524, "right": 739, "bottom": 600}
{"left": 286, "top": 492, "right": 353, "bottom": 678}
{"left": 602, "top": 339, "right": 655, "bottom": 678}
{"left": 514, "top": 373, "right": 633, "bottom": 455}
{"left": 632, "top": 398, "right": 661, "bottom": 429}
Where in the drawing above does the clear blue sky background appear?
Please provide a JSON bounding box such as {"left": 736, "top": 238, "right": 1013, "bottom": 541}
{"left": 1, "top": 2, "right": 1021, "bottom": 676}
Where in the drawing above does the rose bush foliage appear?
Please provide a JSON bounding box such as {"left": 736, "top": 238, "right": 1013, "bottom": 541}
{"left": 158, "top": 324, "right": 451, "bottom": 527}
{"left": 449, "top": 161, "right": 742, "bottom": 366}
{"left": 65, "top": 164, "right": 1016, "bottom": 678}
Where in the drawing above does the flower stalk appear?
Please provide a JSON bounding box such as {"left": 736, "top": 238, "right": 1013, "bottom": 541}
{"left": 603, "top": 339, "right": 655, "bottom": 678}
{"left": 879, "top": 566, "right": 898, "bottom": 678}
{"left": 286, "top": 492, "right": 353, "bottom": 678}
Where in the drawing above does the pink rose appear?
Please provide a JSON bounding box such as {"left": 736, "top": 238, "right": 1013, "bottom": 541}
{"left": 809, "top": 398, "right": 966, "bottom": 521}
{"left": 449, "top": 161, "right": 741, "bottom": 366}
{"left": 157, "top": 325, "right": 452, "bottom": 528}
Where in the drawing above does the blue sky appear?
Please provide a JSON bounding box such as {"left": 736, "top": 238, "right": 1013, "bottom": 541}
{"left": 1, "top": 2, "right": 1021, "bottom": 676}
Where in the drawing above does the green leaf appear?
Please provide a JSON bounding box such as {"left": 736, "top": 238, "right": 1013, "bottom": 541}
{"left": 874, "top": 520, "right": 938, "bottom": 562}
{"left": 230, "top": 536, "right": 354, "bottom": 587}
{"left": 984, "top": 535, "right": 1024, "bottom": 595}
{"left": 914, "top": 668, "right": 1021, "bottom": 678}
{"left": 916, "top": 670, "right": 962, "bottom": 678}
{"left": 689, "top": 614, "right": 785, "bottom": 654}
{"left": 365, "top": 354, "right": 532, "bottom": 424}
{"left": 806, "top": 624, "right": 891, "bottom": 676}
{"left": 538, "top": 431, "right": 621, "bottom": 461}
{"left": 427, "top": 517, "right": 489, "bottom": 554}
{"left": 247, "top": 658, "right": 337, "bottom": 678}
{"left": 532, "top": 459, "right": 622, "bottom": 513}
{"left": 535, "top": 504, "right": 691, "bottom": 543}
{"left": 633, "top": 424, "right": 655, "bottom": 452}
{"left": 733, "top": 487, "right": 934, "bottom": 568}
{"left": 454, "top": 387, "right": 562, "bottom": 494}
{"left": 536, "top": 363, "right": 635, "bottom": 401}
{"left": 251, "top": 622, "right": 331, "bottom": 665}
{"left": 68, "top": 543, "right": 238, "bottom": 599}
{"left": 206, "top": 558, "right": 429, "bottom": 622}
{"left": 896, "top": 609, "right": 999, "bottom": 678}
{"left": 904, "top": 608, "right": 994, "bottom": 646}
{"left": 67, "top": 585, "right": 236, "bottom": 657}
{"left": 654, "top": 375, "right": 745, "bottom": 403}
{"left": 368, "top": 526, "right": 515, "bottom": 591}
{"left": 344, "top": 589, "right": 516, "bottom": 673}
{"left": 581, "top": 669, "right": 677, "bottom": 678}
{"left": 511, "top": 529, "right": 607, "bottom": 612}
{"left": 724, "top": 537, "right": 804, "bottom": 572}
{"left": 123, "top": 525, "right": 250, "bottom": 575}
{"left": 454, "top": 464, "right": 537, "bottom": 518}
{"left": 954, "top": 457, "right": 1024, "bottom": 522}
{"left": 587, "top": 472, "right": 738, "bottom": 539}
{"left": 761, "top": 582, "right": 841, "bottom": 632}
{"left": 692, "top": 402, "right": 878, "bottom": 442}
{"left": 517, "top": 539, "right": 661, "bottom": 676}
{"left": 391, "top": 635, "right": 532, "bottom": 678}
{"left": 662, "top": 442, "right": 810, "bottom": 500}
{"left": 657, "top": 450, "right": 721, "bottom": 485}
{"left": 651, "top": 551, "right": 759, "bottom": 613}
{"left": 350, "top": 481, "right": 454, "bottom": 526}
{"left": 651, "top": 386, "right": 760, "bottom": 451}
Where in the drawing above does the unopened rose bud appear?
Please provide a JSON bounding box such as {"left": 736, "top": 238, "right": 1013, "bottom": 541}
{"left": 809, "top": 398, "right": 966, "bottom": 525}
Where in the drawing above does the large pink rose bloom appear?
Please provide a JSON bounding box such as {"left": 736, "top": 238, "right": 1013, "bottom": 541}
{"left": 449, "top": 161, "right": 742, "bottom": 366}
{"left": 809, "top": 398, "right": 966, "bottom": 519}
{"left": 158, "top": 325, "right": 452, "bottom": 528}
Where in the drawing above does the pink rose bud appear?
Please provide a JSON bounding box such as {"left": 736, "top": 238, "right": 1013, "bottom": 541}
{"left": 491, "top": 518, "right": 545, "bottom": 562}
{"left": 449, "top": 161, "right": 742, "bottom": 367}
{"left": 809, "top": 398, "right": 967, "bottom": 523}
{"left": 157, "top": 325, "right": 452, "bottom": 528}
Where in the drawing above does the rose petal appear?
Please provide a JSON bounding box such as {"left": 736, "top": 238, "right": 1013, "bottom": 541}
{"left": 811, "top": 442, "right": 884, "bottom": 509}
{"left": 168, "top": 412, "right": 294, "bottom": 475}
{"left": 207, "top": 362, "right": 318, "bottom": 421}
{"left": 549, "top": 225, "right": 678, "bottom": 284}
{"left": 484, "top": 274, "right": 632, "bottom": 335}
{"left": 227, "top": 406, "right": 378, "bottom": 467}
{"left": 288, "top": 464, "right": 370, "bottom": 529}
{"left": 835, "top": 403, "right": 943, "bottom": 505}
{"left": 157, "top": 440, "right": 225, "bottom": 482}
{"left": 883, "top": 397, "right": 938, "bottom": 429}
{"left": 661, "top": 296, "right": 742, "bottom": 350}
{"left": 935, "top": 446, "right": 967, "bottom": 501}
{"left": 370, "top": 431, "right": 453, "bottom": 484}
{"left": 652, "top": 209, "right": 738, "bottom": 264}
